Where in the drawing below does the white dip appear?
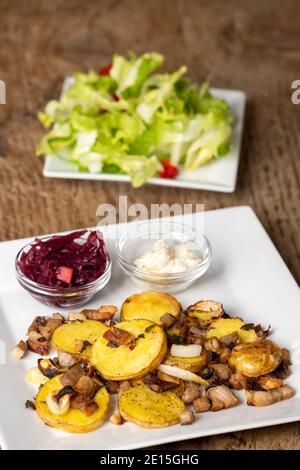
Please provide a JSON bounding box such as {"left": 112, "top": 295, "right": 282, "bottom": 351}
{"left": 134, "top": 240, "right": 200, "bottom": 274}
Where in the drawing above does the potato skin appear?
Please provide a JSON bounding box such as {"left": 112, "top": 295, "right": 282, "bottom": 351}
{"left": 35, "top": 376, "right": 109, "bottom": 433}
{"left": 164, "top": 351, "right": 207, "bottom": 373}
{"left": 52, "top": 320, "right": 108, "bottom": 356}
{"left": 121, "top": 291, "right": 181, "bottom": 325}
{"left": 186, "top": 300, "right": 223, "bottom": 322}
{"left": 91, "top": 319, "right": 167, "bottom": 381}
{"left": 229, "top": 340, "right": 283, "bottom": 377}
{"left": 206, "top": 318, "right": 257, "bottom": 343}
{"left": 119, "top": 386, "right": 185, "bottom": 427}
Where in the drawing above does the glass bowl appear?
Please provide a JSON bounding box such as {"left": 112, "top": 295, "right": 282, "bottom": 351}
{"left": 15, "top": 234, "right": 111, "bottom": 308}
{"left": 116, "top": 220, "right": 212, "bottom": 293}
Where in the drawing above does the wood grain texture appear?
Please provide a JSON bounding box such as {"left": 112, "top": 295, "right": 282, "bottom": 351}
{"left": 0, "top": 0, "right": 299, "bottom": 450}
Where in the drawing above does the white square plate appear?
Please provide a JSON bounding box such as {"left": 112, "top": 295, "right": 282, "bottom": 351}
{"left": 43, "top": 84, "right": 246, "bottom": 193}
{"left": 0, "top": 206, "right": 299, "bottom": 450}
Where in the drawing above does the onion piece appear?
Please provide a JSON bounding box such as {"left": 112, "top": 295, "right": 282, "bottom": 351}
{"left": 157, "top": 364, "right": 208, "bottom": 385}
{"left": 170, "top": 344, "right": 202, "bottom": 358}
{"left": 25, "top": 367, "right": 49, "bottom": 386}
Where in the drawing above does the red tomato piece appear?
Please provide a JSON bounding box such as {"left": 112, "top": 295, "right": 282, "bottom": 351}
{"left": 99, "top": 64, "right": 112, "bottom": 76}
{"left": 159, "top": 160, "right": 179, "bottom": 179}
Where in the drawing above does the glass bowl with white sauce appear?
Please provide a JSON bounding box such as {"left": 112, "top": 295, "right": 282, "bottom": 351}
{"left": 116, "top": 220, "right": 212, "bottom": 293}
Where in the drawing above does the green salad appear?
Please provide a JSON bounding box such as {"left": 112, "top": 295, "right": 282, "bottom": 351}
{"left": 37, "top": 52, "right": 234, "bottom": 188}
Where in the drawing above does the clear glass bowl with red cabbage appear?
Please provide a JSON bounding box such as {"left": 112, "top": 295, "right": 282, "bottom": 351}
{"left": 15, "top": 230, "right": 111, "bottom": 308}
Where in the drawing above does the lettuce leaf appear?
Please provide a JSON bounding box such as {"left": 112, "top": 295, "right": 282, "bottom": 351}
{"left": 110, "top": 52, "right": 163, "bottom": 97}
{"left": 107, "top": 154, "right": 160, "bottom": 188}
{"left": 36, "top": 51, "right": 234, "bottom": 187}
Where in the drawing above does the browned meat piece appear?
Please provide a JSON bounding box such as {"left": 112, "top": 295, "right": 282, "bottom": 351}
{"left": 74, "top": 375, "right": 100, "bottom": 398}
{"left": 144, "top": 374, "right": 178, "bottom": 393}
{"left": 160, "top": 313, "right": 178, "bottom": 328}
{"left": 257, "top": 376, "right": 283, "bottom": 391}
{"left": 204, "top": 337, "right": 222, "bottom": 353}
{"left": 28, "top": 314, "right": 63, "bottom": 341}
{"left": 11, "top": 340, "right": 27, "bottom": 359}
{"left": 282, "top": 348, "right": 291, "bottom": 366}
{"left": 220, "top": 332, "right": 239, "bottom": 348}
{"left": 254, "top": 324, "right": 271, "bottom": 339}
{"left": 186, "top": 326, "right": 205, "bottom": 345}
{"left": 27, "top": 337, "right": 49, "bottom": 355}
{"left": 186, "top": 334, "right": 204, "bottom": 345}
{"left": 38, "top": 316, "right": 64, "bottom": 340}
{"left": 70, "top": 394, "right": 98, "bottom": 416}
{"left": 193, "top": 396, "right": 211, "bottom": 413}
{"left": 269, "top": 363, "right": 290, "bottom": 380}
{"left": 60, "top": 363, "right": 85, "bottom": 387}
{"left": 207, "top": 385, "right": 239, "bottom": 411}
{"left": 229, "top": 372, "right": 248, "bottom": 390}
{"left": 26, "top": 313, "right": 64, "bottom": 355}
{"left": 180, "top": 409, "right": 195, "bottom": 424}
{"left": 204, "top": 337, "right": 231, "bottom": 363}
{"left": 182, "top": 382, "right": 200, "bottom": 404}
{"left": 246, "top": 385, "right": 294, "bottom": 407}
{"left": 103, "top": 326, "right": 135, "bottom": 350}
{"left": 82, "top": 305, "right": 118, "bottom": 321}
{"left": 179, "top": 317, "right": 199, "bottom": 339}
{"left": 57, "top": 350, "right": 77, "bottom": 368}
{"left": 210, "top": 363, "right": 231, "bottom": 382}
{"left": 189, "top": 326, "right": 205, "bottom": 337}
{"left": 192, "top": 385, "right": 211, "bottom": 412}
{"left": 68, "top": 312, "right": 87, "bottom": 322}
{"left": 105, "top": 381, "right": 120, "bottom": 394}
{"left": 27, "top": 316, "right": 46, "bottom": 336}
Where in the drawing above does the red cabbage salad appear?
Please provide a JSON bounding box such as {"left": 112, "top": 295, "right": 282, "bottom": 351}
{"left": 17, "top": 230, "right": 108, "bottom": 288}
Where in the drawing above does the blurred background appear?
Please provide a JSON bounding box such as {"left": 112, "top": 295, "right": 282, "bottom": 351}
{"left": 0, "top": 0, "right": 300, "bottom": 448}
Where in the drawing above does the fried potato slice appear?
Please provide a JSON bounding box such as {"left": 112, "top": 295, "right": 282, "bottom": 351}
{"left": 229, "top": 340, "right": 283, "bottom": 377}
{"left": 121, "top": 291, "right": 181, "bottom": 325}
{"left": 206, "top": 318, "right": 257, "bottom": 343}
{"left": 91, "top": 319, "right": 167, "bottom": 381}
{"left": 52, "top": 320, "right": 108, "bottom": 356}
{"left": 164, "top": 351, "right": 207, "bottom": 373}
{"left": 186, "top": 300, "right": 223, "bottom": 322}
{"left": 35, "top": 376, "right": 109, "bottom": 433}
{"left": 119, "top": 385, "right": 185, "bottom": 427}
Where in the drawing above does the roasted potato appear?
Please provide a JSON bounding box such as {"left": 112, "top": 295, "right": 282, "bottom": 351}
{"left": 164, "top": 351, "right": 207, "bottom": 373}
{"left": 91, "top": 319, "right": 167, "bottom": 381}
{"left": 35, "top": 376, "right": 109, "bottom": 433}
{"left": 229, "top": 339, "right": 283, "bottom": 377}
{"left": 121, "top": 291, "right": 181, "bottom": 325}
{"left": 206, "top": 318, "right": 257, "bottom": 343}
{"left": 119, "top": 385, "right": 185, "bottom": 427}
{"left": 52, "top": 320, "right": 108, "bottom": 357}
{"left": 186, "top": 300, "right": 223, "bottom": 322}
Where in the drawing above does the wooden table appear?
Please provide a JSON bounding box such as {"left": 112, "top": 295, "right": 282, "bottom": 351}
{"left": 1, "top": 0, "right": 299, "bottom": 450}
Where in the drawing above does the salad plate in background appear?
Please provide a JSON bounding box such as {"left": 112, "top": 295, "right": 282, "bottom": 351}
{"left": 39, "top": 53, "right": 246, "bottom": 192}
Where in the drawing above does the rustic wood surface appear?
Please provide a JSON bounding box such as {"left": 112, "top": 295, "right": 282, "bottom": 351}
{"left": 0, "top": 0, "right": 299, "bottom": 450}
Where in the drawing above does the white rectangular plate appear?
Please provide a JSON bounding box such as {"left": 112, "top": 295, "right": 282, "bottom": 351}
{"left": 0, "top": 206, "right": 299, "bottom": 450}
{"left": 43, "top": 85, "right": 246, "bottom": 193}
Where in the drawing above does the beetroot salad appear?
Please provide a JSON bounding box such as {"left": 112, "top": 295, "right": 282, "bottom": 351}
{"left": 17, "top": 230, "right": 108, "bottom": 288}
